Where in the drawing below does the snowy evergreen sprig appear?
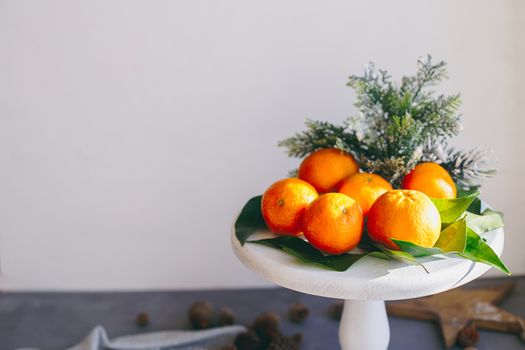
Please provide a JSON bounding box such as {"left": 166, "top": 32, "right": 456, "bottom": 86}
{"left": 422, "top": 140, "right": 497, "bottom": 189}
{"left": 278, "top": 119, "right": 362, "bottom": 158}
{"left": 280, "top": 55, "right": 496, "bottom": 188}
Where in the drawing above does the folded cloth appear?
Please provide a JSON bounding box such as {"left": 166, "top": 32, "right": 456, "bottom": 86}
{"left": 56, "top": 325, "right": 246, "bottom": 350}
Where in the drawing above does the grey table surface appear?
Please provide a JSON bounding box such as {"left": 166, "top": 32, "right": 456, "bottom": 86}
{"left": 1, "top": 276, "right": 524, "bottom": 350}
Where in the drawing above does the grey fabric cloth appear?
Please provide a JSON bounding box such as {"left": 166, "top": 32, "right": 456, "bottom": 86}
{"left": 16, "top": 325, "right": 246, "bottom": 350}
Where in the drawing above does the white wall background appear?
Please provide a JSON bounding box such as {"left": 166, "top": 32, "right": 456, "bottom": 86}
{"left": 0, "top": 0, "right": 523, "bottom": 290}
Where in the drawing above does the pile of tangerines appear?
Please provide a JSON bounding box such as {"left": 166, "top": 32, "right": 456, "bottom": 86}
{"left": 261, "top": 148, "right": 457, "bottom": 254}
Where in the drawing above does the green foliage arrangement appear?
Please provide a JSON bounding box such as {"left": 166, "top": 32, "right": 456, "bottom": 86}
{"left": 279, "top": 55, "right": 495, "bottom": 188}
{"left": 234, "top": 56, "right": 508, "bottom": 275}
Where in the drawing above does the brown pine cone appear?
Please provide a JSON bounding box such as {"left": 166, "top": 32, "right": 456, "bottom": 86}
{"left": 234, "top": 330, "right": 261, "bottom": 350}
{"left": 267, "top": 332, "right": 303, "bottom": 350}
{"left": 135, "top": 312, "right": 150, "bottom": 327}
{"left": 217, "top": 345, "right": 237, "bottom": 350}
{"left": 188, "top": 301, "right": 214, "bottom": 329}
{"left": 252, "top": 312, "right": 280, "bottom": 345}
{"left": 218, "top": 307, "right": 235, "bottom": 326}
{"left": 457, "top": 323, "right": 479, "bottom": 347}
{"left": 288, "top": 303, "right": 309, "bottom": 324}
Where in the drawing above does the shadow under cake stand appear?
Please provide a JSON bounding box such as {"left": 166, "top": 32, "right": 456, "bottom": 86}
{"left": 231, "top": 225, "right": 504, "bottom": 349}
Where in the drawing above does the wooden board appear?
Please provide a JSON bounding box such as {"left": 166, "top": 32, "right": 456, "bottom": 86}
{"left": 387, "top": 282, "right": 525, "bottom": 348}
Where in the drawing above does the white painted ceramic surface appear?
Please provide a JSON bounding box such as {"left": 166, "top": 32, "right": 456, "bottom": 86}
{"left": 231, "top": 226, "right": 503, "bottom": 301}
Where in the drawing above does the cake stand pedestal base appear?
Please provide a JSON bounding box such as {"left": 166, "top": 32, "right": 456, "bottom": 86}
{"left": 339, "top": 299, "right": 389, "bottom": 350}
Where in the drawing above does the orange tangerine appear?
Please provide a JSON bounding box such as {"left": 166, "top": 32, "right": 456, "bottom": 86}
{"left": 261, "top": 178, "right": 318, "bottom": 235}
{"left": 401, "top": 162, "right": 457, "bottom": 199}
{"left": 338, "top": 173, "right": 393, "bottom": 215}
{"left": 303, "top": 193, "right": 363, "bottom": 254}
{"left": 298, "top": 148, "right": 359, "bottom": 193}
{"left": 367, "top": 189, "right": 441, "bottom": 249}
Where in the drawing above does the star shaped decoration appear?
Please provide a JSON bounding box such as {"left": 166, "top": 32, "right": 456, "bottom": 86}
{"left": 387, "top": 282, "right": 525, "bottom": 348}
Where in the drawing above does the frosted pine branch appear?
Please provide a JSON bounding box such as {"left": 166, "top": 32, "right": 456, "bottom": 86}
{"left": 279, "top": 55, "right": 496, "bottom": 187}
{"left": 422, "top": 140, "right": 496, "bottom": 188}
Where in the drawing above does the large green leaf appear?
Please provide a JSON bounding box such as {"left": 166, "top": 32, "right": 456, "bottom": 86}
{"left": 434, "top": 218, "right": 467, "bottom": 253}
{"left": 235, "top": 195, "right": 267, "bottom": 245}
{"left": 374, "top": 244, "right": 429, "bottom": 273}
{"left": 430, "top": 192, "right": 479, "bottom": 225}
{"left": 391, "top": 219, "right": 467, "bottom": 257}
{"left": 457, "top": 187, "right": 482, "bottom": 214}
{"left": 249, "top": 236, "right": 368, "bottom": 271}
{"left": 465, "top": 210, "right": 504, "bottom": 234}
{"left": 466, "top": 198, "right": 482, "bottom": 214}
{"left": 459, "top": 228, "right": 510, "bottom": 275}
{"left": 391, "top": 239, "right": 443, "bottom": 257}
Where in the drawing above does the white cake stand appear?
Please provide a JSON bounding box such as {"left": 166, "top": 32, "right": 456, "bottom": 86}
{"left": 231, "top": 224, "right": 504, "bottom": 349}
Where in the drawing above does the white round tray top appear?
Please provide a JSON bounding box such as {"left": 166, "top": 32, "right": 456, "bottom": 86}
{"left": 231, "top": 225, "right": 504, "bottom": 301}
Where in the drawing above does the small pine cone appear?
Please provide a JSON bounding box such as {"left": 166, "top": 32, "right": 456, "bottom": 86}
{"left": 135, "top": 312, "right": 150, "bottom": 327}
{"left": 252, "top": 312, "right": 280, "bottom": 345}
{"left": 457, "top": 323, "right": 479, "bottom": 347}
{"left": 292, "top": 333, "right": 304, "bottom": 345}
{"left": 217, "top": 346, "right": 237, "bottom": 350}
{"left": 234, "top": 330, "right": 261, "bottom": 350}
{"left": 218, "top": 307, "right": 235, "bottom": 326}
{"left": 267, "top": 332, "right": 303, "bottom": 350}
{"left": 188, "top": 301, "right": 214, "bottom": 329}
{"left": 288, "top": 303, "right": 309, "bottom": 324}
{"left": 328, "top": 302, "right": 344, "bottom": 320}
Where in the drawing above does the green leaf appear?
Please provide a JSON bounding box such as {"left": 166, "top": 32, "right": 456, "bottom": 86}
{"left": 460, "top": 228, "right": 510, "bottom": 275}
{"left": 465, "top": 210, "right": 504, "bottom": 234}
{"left": 430, "top": 191, "right": 479, "bottom": 225}
{"left": 390, "top": 219, "right": 467, "bottom": 257}
{"left": 368, "top": 251, "right": 391, "bottom": 260}
{"left": 249, "top": 236, "right": 368, "bottom": 271}
{"left": 456, "top": 186, "right": 483, "bottom": 214}
{"left": 374, "top": 244, "right": 429, "bottom": 273}
{"left": 391, "top": 239, "right": 443, "bottom": 257}
{"left": 434, "top": 218, "right": 467, "bottom": 253}
{"left": 467, "top": 198, "right": 482, "bottom": 214}
{"left": 235, "top": 195, "right": 268, "bottom": 245}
